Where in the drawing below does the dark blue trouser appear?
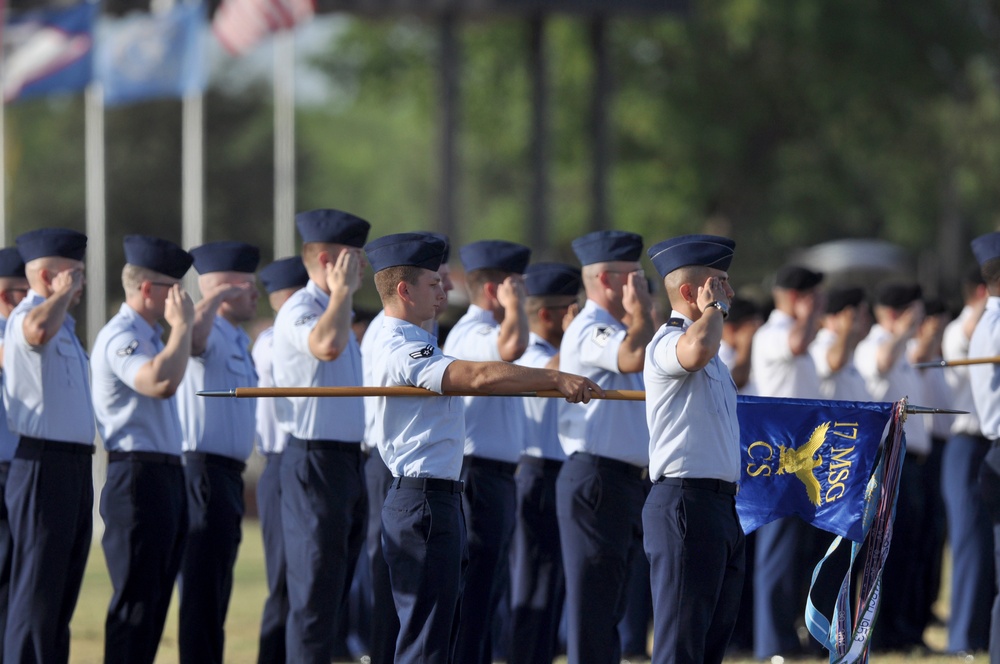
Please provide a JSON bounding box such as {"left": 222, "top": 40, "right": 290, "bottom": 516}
{"left": 943, "top": 433, "right": 994, "bottom": 652}
{"left": 382, "top": 481, "right": 467, "bottom": 664}
{"left": 0, "top": 461, "right": 11, "bottom": 659}
{"left": 102, "top": 454, "right": 187, "bottom": 664}
{"left": 4, "top": 439, "right": 92, "bottom": 664}
{"left": 556, "top": 452, "right": 646, "bottom": 664}
{"left": 179, "top": 452, "right": 245, "bottom": 664}
{"left": 280, "top": 438, "right": 366, "bottom": 664}
{"left": 978, "top": 443, "right": 1000, "bottom": 664}
{"left": 618, "top": 526, "right": 653, "bottom": 657}
{"left": 509, "top": 456, "right": 564, "bottom": 664}
{"left": 643, "top": 481, "right": 745, "bottom": 664}
{"left": 256, "top": 453, "right": 287, "bottom": 664}
{"left": 365, "top": 452, "right": 398, "bottom": 664}
{"left": 753, "top": 515, "right": 813, "bottom": 658}
{"left": 455, "top": 456, "right": 517, "bottom": 664}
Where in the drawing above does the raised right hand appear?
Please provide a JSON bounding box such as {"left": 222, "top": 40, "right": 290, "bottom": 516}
{"left": 164, "top": 285, "right": 195, "bottom": 328}
{"left": 52, "top": 267, "right": 84, "bottom": 298}
{"left": 325, "top": 248, "right": 362, "bottom": 296}
{"left": 622, "top": 272, "right": 652, "bottom": 318}
{"left": 496, "top": 275, "right": 526, "bottom": 311}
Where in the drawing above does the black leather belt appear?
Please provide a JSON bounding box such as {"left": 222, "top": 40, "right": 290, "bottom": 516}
{"left": 288, "top": 437, "right": 361, "bottom": 453}
{"left": 656, "top": 476, "right": 739, "bottom": 495}
{"left": 465, "top": 456, "right": 518, "bottom": 475}
{"left": 184, "top": 451, "right": 246, "bottom": 473}
{"left": 18, "top": 436, "right": 95, "bottom": 455}
{"left": 518, "top": 455, "right": 563, "bottom": 472}
{"left": 571, "top": 452, "right": 648, "bottom": 480}
{"left": 108, "top": 450, "right": 182, "bottom": 466}
{"left": 393, "top": 476, "right": 465, "bottom": 493}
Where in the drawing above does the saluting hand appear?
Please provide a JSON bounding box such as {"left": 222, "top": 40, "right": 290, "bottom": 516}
{"left": 556, "top": 372, "right": 604, "bottom": 404}
{"left": 496, "top": 275, "right": 526, "bottom": 311}
{"left": 622, "top": 272, "right": 652, "bottom": 318}
{"left": 325, "top": 248, "right": 362, "bottom": 296}
{"left": 562, "top": 301, "right": 580, "bottom": 332}
{"left": 52, "top": 267, "right": 84, "bottom": 299}
{"left": 164, "top": 285, "right": 195, "bottom": 328}
{"left": 695, "top": 275, "right": 729, "bottom": 313}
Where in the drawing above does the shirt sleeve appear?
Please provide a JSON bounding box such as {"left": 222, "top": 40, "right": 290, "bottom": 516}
{"left": 648, "top": 328, "right": 690, "bottom": 379}
{"left": 103, "top": 329, "right": 160, "bottom": 389}
{"left": 578, "top": 322, "right": 627, "bottom": 374}
{"left": 281, "top": 299, "right": 319, "bottom": 356}
{"left": 386, "top": 338, "right": 455, "bottom": 394}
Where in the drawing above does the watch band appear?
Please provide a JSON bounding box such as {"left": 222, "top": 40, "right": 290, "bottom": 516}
{"left": 705, "top": 300, "right": 729, "bottom": 319}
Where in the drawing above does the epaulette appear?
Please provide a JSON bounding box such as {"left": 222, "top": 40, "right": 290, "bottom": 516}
{"left": 666, "top": 317, "right": 685, "bottom": 328}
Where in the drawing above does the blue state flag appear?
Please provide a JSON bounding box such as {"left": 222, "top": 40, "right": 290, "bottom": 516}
{"left": 96, "top": 2, "right": 207, "bottom": 106}
{"left": 736, "top": 396, "right": 895, "bottom": 542}
{"left": 3, "top": 2, "right": 98, "bottom": 103}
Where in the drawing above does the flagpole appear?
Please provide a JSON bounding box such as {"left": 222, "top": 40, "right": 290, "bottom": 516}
{"left": 914, "top": 356, "right": 1000, "bottom": 369}
{"left": 182, "top": 89, "right": 204, "bottom": 293}
{"left": 273, "top": 31, "right": 296, "bottom": 259}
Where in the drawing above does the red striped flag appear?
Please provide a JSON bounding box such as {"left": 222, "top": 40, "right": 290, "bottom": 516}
{"left": 212, "top": 0, "right": 314, "bottom": 56}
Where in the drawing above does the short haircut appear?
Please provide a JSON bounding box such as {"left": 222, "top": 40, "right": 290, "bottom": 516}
{"left": 466, "top": 268, "right": 510, "bottom": 295}
{"left": 982, "top": 258, "right": 1000, "bottom": 288}
{"left": 122, "top": 264, "right": 168, "bottom": 293}
{"left": 374, "top": 265, "right": 424, "bottom": 303}
{"left": 525, "top": 294, "right": 575, "bottom": 318}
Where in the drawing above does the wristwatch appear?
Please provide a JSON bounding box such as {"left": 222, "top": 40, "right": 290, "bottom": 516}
{"left": 705, "top": 300, "right": 729, "bottom": 319}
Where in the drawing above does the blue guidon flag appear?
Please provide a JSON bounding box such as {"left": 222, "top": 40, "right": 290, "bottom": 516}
{"left": 735, "top": 396, "right": 895, "bottom": 543}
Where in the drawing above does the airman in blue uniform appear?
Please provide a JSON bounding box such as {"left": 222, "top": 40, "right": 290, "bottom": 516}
{"left": 557, "top": 230, "right": 655, "bottom": 664}
{"left": 91, "top": 235, "right": 196, "bottom": 664}
{"left": 253, "top": 256, "right": 309, "bottom": 664}
{"left": 508, "top": 262, "right": 581, "bottom": 664}
{"left": 643, "top": 234, "right": 743, "bottom": 664}
{"left": 0, "top": 248, "right": 26, "bottom": 658}
{"left": 2, "top": 229, "right": 95, "bottom": 664}
{"left": 176, "top": 241, "right": 261, "bottom": 663}
{"left": 271, "top": 209, "right": 370, "bottom": 664}
{"left": 442, "top": 239, "right": 532, "bottom": 664}
{"left": 363, "top": 232, "right": 601, "bottom": 664}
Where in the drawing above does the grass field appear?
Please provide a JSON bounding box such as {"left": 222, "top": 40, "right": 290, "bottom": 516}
{"left": 64, "top": 519, "right": 979, "bottom": 663}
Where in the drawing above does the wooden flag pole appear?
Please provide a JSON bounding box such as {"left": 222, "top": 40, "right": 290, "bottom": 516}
{"left": 199, "top": 386, "right": 645, "bottom": 401}
{"left": 914, "top": 356, "right": 1000, "bottom": 369}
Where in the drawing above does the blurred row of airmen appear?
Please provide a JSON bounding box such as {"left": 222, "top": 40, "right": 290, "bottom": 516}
{"left": 3, "top": 210, "right": 1000, "bottom": 664}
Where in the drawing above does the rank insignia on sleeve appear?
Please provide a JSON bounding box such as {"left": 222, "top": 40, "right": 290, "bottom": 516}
{"left": 295, "top": 313, "right": 318, "bottom": 326}
{"left": 409, "top": 344, "right": 435, "bottom": 359}
{"left": 592, "top": 326, "right": 613, "bottom": 347}
{"left": 666, "top": 318, "right": 685, "bottom": 328}
{"left": 475, "top": 326, "right": 492, "bottom": 336}
{"left": 116, "top": 340, "right": 139, "bottom": 357}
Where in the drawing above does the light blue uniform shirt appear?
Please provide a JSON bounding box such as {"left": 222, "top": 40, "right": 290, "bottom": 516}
{"left": 0, "top": 315, "right": 20, "bottom": 461}
{"left": 369, "top": 316, "right": 464, "bottom": 480}
{"left": 558, "top": 299, "right": 648, "bottom": 466}
{"left": 970, "top": 297, "right": 1000, "bottom": 440}
{"left": 361, "top": 309, "right": 386, "bottom": 447}
{"left": 441, "top": 304, "right": 525, "bottom": 463}
{"left": 515, "top": 332, "right": 565, "bottom": 461}
{"left": 253, "top": 327, "right": 289, "bottom": 455}
{"left": 177, "top": 316, "right": 257, "bottom": 461}
{"left": 91, "top": 303, "right": 183, "bottom": 453}
{"left": 645, "top": 315, "right": 740, "bottom": 483}
{"left": 4, "top": 290, "right": 95, "bottom": 444}
{"left": 272, "top": 280, "right": 365, "bottom": 442}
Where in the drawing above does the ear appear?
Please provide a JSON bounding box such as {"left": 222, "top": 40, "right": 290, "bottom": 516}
{"left": 0, "top": 290, "right": 14, "bottom": 308}
{"left": 483, "top": 281, "right": 499, "bottom": 302}
{"left": 597, "top": 271, "right": 613, "bottom": 290}
{"left": 678, "top": 282, "right": 695, "bottom": 305}
{"left": 537, "top": 307, "right": 554, "bottom": 325}
{"left": 395, "top": 279, "right": 410, "bottom": 303}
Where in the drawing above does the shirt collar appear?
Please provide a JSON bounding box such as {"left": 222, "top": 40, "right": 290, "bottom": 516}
{"left": 120, "top": 302, "right": 163, "bottom": 339}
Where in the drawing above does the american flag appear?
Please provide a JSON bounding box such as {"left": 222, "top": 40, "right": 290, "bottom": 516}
{"left": 212, "top": 0, "right": 314, "bottom": 56}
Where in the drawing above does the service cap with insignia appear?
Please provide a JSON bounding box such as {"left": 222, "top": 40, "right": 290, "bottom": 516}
{"left": 459, "top": 240, "right": 531, "bottom": 275}
{"left": 295, "top": 209, "right": 371, "bottom": 247}
{"left": 16, "top": 228, "right": 87, "bottom": 263}
{"left": 365, "top": 233, "right": 448, "bottom": 273}
{"left": 259, "top": 257, "right": 309, "bottom": 294}
{"left": 571, "top": 230, "right": 643, "bottom": 266}
{"left": 647, "top": 234, "right": 735, "bottom": 278}
{"left": 124, "top": 235, "right": 193, "bottom": 280}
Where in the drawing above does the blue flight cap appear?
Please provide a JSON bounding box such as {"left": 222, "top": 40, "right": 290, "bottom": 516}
{"left": 972, "top": 232, "right": 1000, "bottom": 267}
{"left": 824, "top": 286, "right": 866, "bottom": 315}
{"left": 647, "top": 234, "right": 735, "bottom": 278}
{"left": 524, "top": 262, "right": 582, "bottom": 297}
{"left": 876, "top": 281, "right": 922, "bottom": 309}
{"left": 775, "top": 265, "right": 824, "bottom": 291}
{"left": 16, "top": 228, "right": 87, "bottom": 263}
{"left": 123, "top": 235, "right": 193, "bottom": 280}
{"left": 571, "top": 230, "right": 643, "bottom": 266}
{"left": 0, "top": 248, "right": 26, "bottom": 278}
{"left": 259, "top": 257, "right": 309, "bottom": 294}
{"left": 295, "top": 209, "right": 371, "bottom": 247}
{"left": 459, "top": 240, "right": 531, "bottom": 274}
{"left": 190, "top": 241, "right": 260, "bottom": 275}
{"left": 365, "top": 232, "right": 448, "bottom": 273}
{"left": 425, "top": 232, "right": 451, "bottom": 264}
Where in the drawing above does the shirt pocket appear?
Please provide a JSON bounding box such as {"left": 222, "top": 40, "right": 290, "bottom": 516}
{"left": 55, "top": 337, "right": 85, "bottom": 387}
